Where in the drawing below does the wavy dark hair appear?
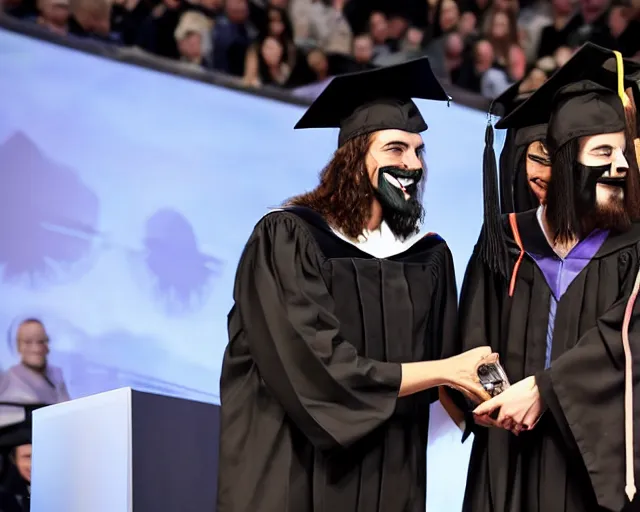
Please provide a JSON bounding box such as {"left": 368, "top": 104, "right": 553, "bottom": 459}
{"left": 545, "top": 128, "right": 640, "bottom": 244}
{"left": 285, "top": 133, "right": 425, "bottom": 239}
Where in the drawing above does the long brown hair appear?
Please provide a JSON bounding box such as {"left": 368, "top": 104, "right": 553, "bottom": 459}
{"left": 285, "top": 134, "right": 375, "bottom": 239}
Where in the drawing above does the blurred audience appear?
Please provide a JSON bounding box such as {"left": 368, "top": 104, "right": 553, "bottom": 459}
{"left": 293, "top": 0, "right": 352, "bottom": 55}
{"left": 2, "top": 0, "right": 639, "bottom": 96}
{"left": 174, "top": 10, "right": 213, "bottom": 68}
{"left": 34, "top": 0, "right": 68, "bottom": 35}
{"left": 68, "top": 0, "right": 119, "bottom": 43}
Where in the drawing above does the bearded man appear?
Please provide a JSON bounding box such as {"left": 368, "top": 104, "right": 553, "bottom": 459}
{"left": 216, "top": 57, "right": 494, "bottom": 512}
{"left": 452, "top": 44, "right": 640, "bottom": 512}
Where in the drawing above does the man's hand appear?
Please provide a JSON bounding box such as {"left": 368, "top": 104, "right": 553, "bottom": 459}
{"left": 444, "top": 347, "right": 495, "bottom": 404}
{"left": 473, "top": 376, "right": 543, "bottom": 434}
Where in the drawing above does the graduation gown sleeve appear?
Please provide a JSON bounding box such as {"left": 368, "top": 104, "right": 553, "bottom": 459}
{"left": 536, "top": 292, "right": 638, "bottom": 512}
{"left": 235, "top": 212, "right": 402, "bottom": 451}
{"left": 433, "top": 242, "right": 460, "bottom": 365}
{"left": 441, "top": 234, "right": 502, "bottom": 440}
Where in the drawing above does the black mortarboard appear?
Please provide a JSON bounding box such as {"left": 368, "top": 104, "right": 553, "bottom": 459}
{"left": 0, "top": 404, "right": 43, "bottom": 451}
{"left": 294, "top": 57, "right": 451, "bottom": 147}
{"left": 496, "top": 43, "right": 640, "bottom": 146}
{"left": 0, "top": 421, "right": 31, "bottom": 451}
{"left": 546, "top": 80, "right": 626, "bottom": 152}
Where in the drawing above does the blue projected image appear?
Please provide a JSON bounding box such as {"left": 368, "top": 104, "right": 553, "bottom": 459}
{"left": 0, "top": 27, "right": 504, "bottom": 511}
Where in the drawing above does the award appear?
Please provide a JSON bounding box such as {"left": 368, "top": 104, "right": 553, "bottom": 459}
{"left": 476, "top": 354, "right": 510, "bottom": 398}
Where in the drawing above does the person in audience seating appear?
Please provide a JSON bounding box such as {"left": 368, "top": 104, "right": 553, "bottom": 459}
{"left": 68, "top": 0, "right": 118, "bottom": 43}
{"left": 35, "top": 0, "right": 69, "bottom": 35}
{"left": 0, "top": 318, "right": 69, "bottom": 428}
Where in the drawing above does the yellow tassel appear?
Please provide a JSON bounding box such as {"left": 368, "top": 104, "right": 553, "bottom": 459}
{"left": 614, "top": 51, "right": 627, "bottom": 103}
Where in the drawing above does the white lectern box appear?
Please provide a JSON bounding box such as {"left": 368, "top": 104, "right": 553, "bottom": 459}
{"left": 30, "top": 387, "right": 220, "bottom": 512}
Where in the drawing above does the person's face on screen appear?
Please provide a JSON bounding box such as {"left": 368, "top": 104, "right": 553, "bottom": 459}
{"left": 525, "top": 140, "right": 551, "bottom": 204}
{"left": 13, "top": 445, "right": 32, "bottom": 483}
{"left": 17, "top": 321, "right": 50, "bottom": 370}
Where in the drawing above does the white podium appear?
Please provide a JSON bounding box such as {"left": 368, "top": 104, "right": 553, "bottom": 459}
{"left": 30, "top": 387, "right": 220, "bottom": 512}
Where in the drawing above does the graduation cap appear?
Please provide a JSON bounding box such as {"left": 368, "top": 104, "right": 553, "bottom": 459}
{"left": 0, "top": 421, "right": 31, "bottom": 452}
{"left": 496, "top": 43, "right": 640, "bottom": 143}
{"left": 294, "top": 57, "right": 451, "bottom": 147}
{"left": 0, "top": 403, "right": 43, "bottom": 452}
{"left": 479, "top": 43, "right": 640, "bottom": 277}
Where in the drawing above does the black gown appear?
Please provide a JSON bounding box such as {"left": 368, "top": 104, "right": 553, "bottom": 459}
{"left": 449, "top": 209, "right": 640, "bottom": 512}
{"left": 216, "top": 206, "right": 458, "bottom": 512}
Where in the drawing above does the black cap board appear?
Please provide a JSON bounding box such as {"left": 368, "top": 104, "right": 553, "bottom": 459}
{"left": 0, "top": 403, "right": 45, "bottom": 450}
{"left": 491, "top": 79, "right": 526, "bottom": 118}
{"left": 294, "top": 57, "right": 451, "bottom": 147}
{"left": 496, "top": 43, "right": 640, "bottom": 133}
{"left": 0, "top": 421, "right": 31, "bottom": 450}
{"left": 545, "top": 80, "right": 626, "bottom": 153}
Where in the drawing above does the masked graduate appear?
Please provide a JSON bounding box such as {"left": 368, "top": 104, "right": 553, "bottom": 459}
{"left": 216, "top": 57, "right": 495, "bottom": 512}
{"left": 494, "top": 81, "right": 551, "bottom": 213}
{"left": 450, "top": 43, "right": 640, "bottom": 512}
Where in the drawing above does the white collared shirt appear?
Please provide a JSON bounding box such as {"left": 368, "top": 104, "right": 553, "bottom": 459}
{"left": 331, "top": 221, "right": 425, "bottom": 258}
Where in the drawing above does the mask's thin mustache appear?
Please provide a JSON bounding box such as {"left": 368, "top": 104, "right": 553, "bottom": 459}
{"left": 384, "top": 172, "right": 409, "bottom": 193}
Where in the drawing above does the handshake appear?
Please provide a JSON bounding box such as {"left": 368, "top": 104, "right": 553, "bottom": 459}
{"left": 441, "top": 347, "right": 543, "bottom": 435}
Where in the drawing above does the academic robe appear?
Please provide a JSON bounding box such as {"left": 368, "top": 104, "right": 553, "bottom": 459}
{"left": 217, "top": 206, "right": 458, "bottom": 512}
{"left": 450, "top": 209, "right": 640, "bottom": 512}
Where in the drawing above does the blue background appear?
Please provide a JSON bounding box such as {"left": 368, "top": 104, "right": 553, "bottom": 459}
{"left": 0, "top": 27, "right": 504, "bottom": 510}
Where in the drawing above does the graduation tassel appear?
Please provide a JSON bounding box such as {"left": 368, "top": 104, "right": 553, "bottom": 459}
{"left": 614, "top": 49, "right": 637, "bottom": 503}
{"left": 478, "top": 117, "right": 509, "bottom": 278}
{"left": 622, "top": 265, "right": 639, "bottom": 502}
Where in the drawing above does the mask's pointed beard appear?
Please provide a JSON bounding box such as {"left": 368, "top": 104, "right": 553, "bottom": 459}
{"left": 380, "top": 198, "right": 425, "bottom": 239}
{"left": 591, "top": 197, "right": 630, "bottom": 234}
{"left": 375, "top": 166, "right": 425, "bottom": 238}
